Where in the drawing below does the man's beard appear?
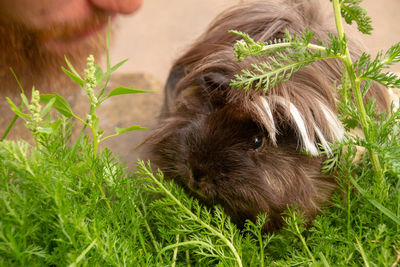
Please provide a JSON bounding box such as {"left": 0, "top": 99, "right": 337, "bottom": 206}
{"left": 0, "top": 11, "right": 109, "bottom": 96}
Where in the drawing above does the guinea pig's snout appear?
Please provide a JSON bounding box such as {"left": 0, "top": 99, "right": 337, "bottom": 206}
{"left": 187, "top": 163, "right": 218, "bottom": 199}
{"left": 191, "top": 167, "right": 209, "bottom": 182}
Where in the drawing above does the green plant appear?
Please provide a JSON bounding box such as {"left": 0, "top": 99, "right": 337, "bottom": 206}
{"left": 4, "top": 29, "right": 148, "bottom": 157}
{"left": 230, "top": 0, "right": 400, "bottom": 183}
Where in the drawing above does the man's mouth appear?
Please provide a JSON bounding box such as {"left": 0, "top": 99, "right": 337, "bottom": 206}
{"left": 39, "top": 14, "right": 114, "bottom": 54}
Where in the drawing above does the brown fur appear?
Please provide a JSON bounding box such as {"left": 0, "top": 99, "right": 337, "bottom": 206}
{"left": 144, "top": 0, "right": 390, "bottom": 232}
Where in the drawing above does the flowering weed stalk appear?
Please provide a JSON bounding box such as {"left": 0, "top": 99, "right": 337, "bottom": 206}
{"left": 52, "top": 50, "right": 149, "bottom": 159}
{"left": 6, "top": 87, "right": 56, "bottom": 145}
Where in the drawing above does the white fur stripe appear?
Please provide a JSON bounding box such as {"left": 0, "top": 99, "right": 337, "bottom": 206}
{"left": 253, "top": 96, "right": 343, "bottom": 157}
{"left": 313, "top": 122, "right": 333, "bottom": 156}
{"left": 273, "top": 97, "right": 319, "bottom": 156}
{"left": 260, "top": 97, "right": 275, "bottom": 131}
{"left": 287, "top": 102, "right": 319, "bottom": 156}
{"left": 253, "top": 97, "right": 277, "bottom": 144}
{"left": 318, "top": 101, "right": 345, "bottom": 141}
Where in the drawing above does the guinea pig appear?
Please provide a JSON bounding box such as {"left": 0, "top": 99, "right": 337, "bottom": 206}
{"left": 144, "top": 0, "right": 390, "bottom": 232}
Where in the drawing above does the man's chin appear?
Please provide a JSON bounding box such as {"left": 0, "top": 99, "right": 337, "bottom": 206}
{"left": 41, "top": 19, "right": 110, "bottom": 56}
{"left": 0, "top": 24, "right": 107, "bottom": 95}
{"left": 44, "top": 35, "right": 99, "bottom": 56}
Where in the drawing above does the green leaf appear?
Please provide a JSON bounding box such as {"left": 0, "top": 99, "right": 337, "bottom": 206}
{"left": 40, "top": 94, "right": 74, "bottom": 118}
{"left": 350, "top": 177, "right": 400, "bottom": 226}
{"left": 383, "top": 42, "right": 400, "bottom": 64}
{"left": 106, "top": 87, "right": 152, "bottom": 98}
{"left": 367, "top": 198, "right": 400, "bottom": 226}
{"left": 70, "top": 239, "right": 97, "bottom": 266}
{"left": 319, "top": 252, "right": 331, "bottom": 267}
{"left": 115, "top": 125, "right": 147, "bottom": 134}
{"left": 49, "top": 119, "right": 62, "bottom": 132}
{"left": 95, "top": 65, "right": 104, "bottom": 82}
{"left": 40, "top": 97, "right": 56, "bottom": 117}
{"left": 36, "top": 127, "right": 53, "bottom": 134}
{"left": 230, "top": 55, "right": 331, "bottom": 91}
{"left": 61, "top": 67, "right": 84, "bottom": 87}
{"left": 111, "top": 58, "right": 129, "bottom": 73}
{"left": 20, "top": 92, "right": 30, "bottom": 108}
{"left": 6, "top": 97, "right": 30, "bottom": 119}
{"left": 340, "top": 0, "right": 373, "bottom": 34}
{"left": 64, "top": 56, "right": 82, "bottom": 79}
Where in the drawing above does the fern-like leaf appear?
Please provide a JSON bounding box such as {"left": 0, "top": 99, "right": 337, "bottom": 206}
{"left": 231, "top": 53, "right": 340, "bottom": 92}
{"left": 230, "top": 30, "right": 344, "bottom": 92}
{"left": 338, "top": 0, "right": 373, "bottom": 34}
{"left": 356, "top": 43, "right": 400, "bottom": 88}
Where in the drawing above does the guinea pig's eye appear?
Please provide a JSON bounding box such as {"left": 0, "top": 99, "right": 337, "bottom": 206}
{"left": 251, "top": 135, "right": 264, "bottom": 151}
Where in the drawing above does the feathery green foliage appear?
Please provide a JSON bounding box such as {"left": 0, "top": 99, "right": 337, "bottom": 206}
{"left": 336, "top": 0, "right": 373, "bottom": 34}
{"left": 230, "top": 29, "right": 347, "bottom": 91}
{"left": 355, "top": 42, "right": 400, "bottom": 88}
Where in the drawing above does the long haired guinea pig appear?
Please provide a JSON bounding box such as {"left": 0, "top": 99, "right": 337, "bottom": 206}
{"left": 144, "top": 0, "right": 391, "bottom": 232}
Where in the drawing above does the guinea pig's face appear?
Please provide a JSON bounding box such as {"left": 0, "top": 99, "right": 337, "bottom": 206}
{"left": 148, "top": 104, "right": 335, "bottom": 230}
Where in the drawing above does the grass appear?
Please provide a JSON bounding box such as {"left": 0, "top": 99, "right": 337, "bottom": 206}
{"left": 0, "top": 111, "right": 399, "bottom": 266}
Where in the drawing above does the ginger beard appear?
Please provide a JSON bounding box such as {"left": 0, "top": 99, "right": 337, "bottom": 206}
{"left": 0, "top": 11, "right": 110, "bottom": 95}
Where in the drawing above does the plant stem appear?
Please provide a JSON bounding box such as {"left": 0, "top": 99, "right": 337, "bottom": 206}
{"left": 91, "top": 126, "right": 98, "bottom": 159}
{"left": 257, "top": 229, "right": 264, "bottom": 267}
{"left": 347, "top": 176, "right": 351, "bottom": 238}
{"left": 141, "top": 163, "right": 243, "bottom": 267}
{"left": 2, "top": 68, "right": 26, "bottom": 141}
{"left": 332, "top": 0, "right": 383, "bottom": 182}
{"left": 88, "top": 105, "right": 98, "bottom": 159}
{"left": 92, "top": 172, "right": 120, "bottom": 230}
{"left": 260, "top": 42, "right": 326, "bottom": 53}
{"left": 184, "top": 235, "right": 191, "bottom": 267}
{"left": 135, "top": 201, "right": 161, "bottom": 253}
{"left": 172, "top": 234, "right": 180, "bottom": 267}
{"left": 355, "top": 237, "right": 371, "bottom": 267}
{"left": 1, "top": 114, "right": 19, "bottom": 141}
{"left": 294, "top": 221, "right": 316, "bottom": 263}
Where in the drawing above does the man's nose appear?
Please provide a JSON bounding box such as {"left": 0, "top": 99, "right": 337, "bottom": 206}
{"left": 89, "top": 0, "right": 142, "bottom": 14}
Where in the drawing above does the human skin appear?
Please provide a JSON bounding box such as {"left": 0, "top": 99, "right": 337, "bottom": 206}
{"left": 0, "top": 0, "right": 142, "bottom": 54}
{"left": 0, "top": 0, "right": 142, "bottom": 28}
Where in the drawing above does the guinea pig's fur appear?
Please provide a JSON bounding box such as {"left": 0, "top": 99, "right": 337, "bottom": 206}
{"left": 144, "top": 0, "right": 390, "bottom": 232}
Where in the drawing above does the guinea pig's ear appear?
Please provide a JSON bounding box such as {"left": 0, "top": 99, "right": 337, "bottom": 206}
{"left": 198, "top": 72, "right": 231, "bottom": 91}
{"left": 165, "top": 65, "right": 185, "bottom": 93}
{"left": 198, "top": 72, "right": 232, "bottom": 106}
{"left": 162, "top": 65, "right": 185, "bottom": 117}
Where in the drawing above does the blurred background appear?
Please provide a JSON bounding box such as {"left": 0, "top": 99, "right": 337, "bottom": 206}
{"left": 110, "top": 0, "right": 400, "bottom": 83}
{"left": 101, "top": 0, "right": 400, "bottom": 165}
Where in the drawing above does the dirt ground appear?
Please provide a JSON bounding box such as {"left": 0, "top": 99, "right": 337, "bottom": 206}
{"left": 100, "top": 0, "right": 400, "bottom": 166}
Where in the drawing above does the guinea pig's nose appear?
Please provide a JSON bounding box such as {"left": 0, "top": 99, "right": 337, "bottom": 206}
{"left": 191, "top": 167, "right": 208, "bottom": 182}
